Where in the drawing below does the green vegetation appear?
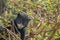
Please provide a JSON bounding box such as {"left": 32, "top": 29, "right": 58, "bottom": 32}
{"left": 0, "top": 0, "right": 60, "bottom": 40}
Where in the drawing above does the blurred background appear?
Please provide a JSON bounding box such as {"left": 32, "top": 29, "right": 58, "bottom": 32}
{"left": 0, "top": 0, "right": 60, "bottom": 40}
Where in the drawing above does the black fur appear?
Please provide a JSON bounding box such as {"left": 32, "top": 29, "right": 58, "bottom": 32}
{"left": 14, "top": 12, "right": 31, "bottom": 40}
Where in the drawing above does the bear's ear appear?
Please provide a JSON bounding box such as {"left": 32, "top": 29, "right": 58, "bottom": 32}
{"left": 17, "top": 13, "right": 21, "bottom": 16}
